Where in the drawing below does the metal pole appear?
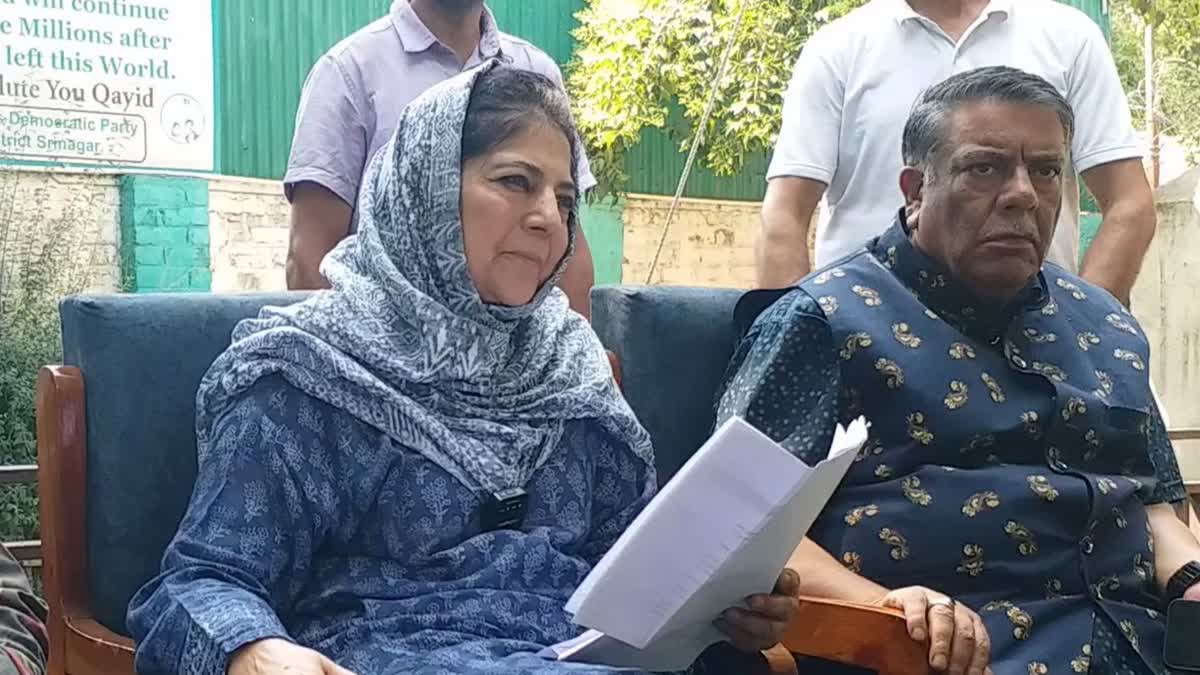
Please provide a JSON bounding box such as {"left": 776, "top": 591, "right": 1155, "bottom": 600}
{"left": 1144, "top": 22, "right": 1159, "bottom": 188}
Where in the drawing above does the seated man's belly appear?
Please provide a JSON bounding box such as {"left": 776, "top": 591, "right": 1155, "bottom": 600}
{"left": 810, "top": 461, "right": 1161, "bottom": 626}
{"left": 811, "top": 460, "right": 1170, "bottom": 673}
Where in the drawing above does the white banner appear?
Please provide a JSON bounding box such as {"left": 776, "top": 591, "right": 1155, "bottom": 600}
{"left": 0, "top": 0, "right": 214, "bottom": 171}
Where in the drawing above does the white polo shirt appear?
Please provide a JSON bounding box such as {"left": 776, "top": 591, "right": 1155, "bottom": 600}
{"left": 768, "top": 0, "right": 1142, "bottom": 270}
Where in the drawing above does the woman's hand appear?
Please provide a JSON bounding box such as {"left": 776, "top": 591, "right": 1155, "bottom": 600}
{"left": 880, "top": 587, "right": 992, "bottom": 675}
{"left": 715, "top": 568, "right": 802, "bottom": 653}
{"left": 228, "top": 638, "right": 357, "bottom": 675}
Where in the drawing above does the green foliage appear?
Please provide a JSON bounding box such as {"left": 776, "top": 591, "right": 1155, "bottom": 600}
{"left": 1126, "top": 0, "right": 1200, "bottom": 58}
{"left": 569, "top": 0, "right": 864, "bottom": 199}
{"left": 0, "top": 173, "right": 94, "bottom": 544}
{"left": 1111, "top": 2, "right": 1145, "bottom": 101}
{"left": 1112, "top": 0, "right": 1200, "bottom": 164}
{"left": 571, "top": 0, "right": 1200, "bottom": 198}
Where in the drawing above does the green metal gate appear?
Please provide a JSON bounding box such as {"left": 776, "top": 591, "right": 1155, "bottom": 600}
{"left": 213, "top": 0, "right": 1112, "bottom": 195}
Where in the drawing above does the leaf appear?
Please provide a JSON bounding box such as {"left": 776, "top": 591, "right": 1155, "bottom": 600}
{"left": 1111, "top": 0, "right": 1200, "bottom": 163}
{"left": 568, "top": 0, "right": 868, "bottom": 197}
{"left": 572, "top": 0, "right": 1200, "bottom": 197}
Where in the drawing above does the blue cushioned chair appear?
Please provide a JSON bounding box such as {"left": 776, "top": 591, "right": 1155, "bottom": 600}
{"left": 37, "top": 292, "right": 310, "bottom": 675}
{"left": 36, "top": 289, "right": 925, "bottom": 675}
{"left": 591, "top": 285, "right": 747, "bottom": 482}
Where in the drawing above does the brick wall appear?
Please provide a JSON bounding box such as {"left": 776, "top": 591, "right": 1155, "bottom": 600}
{"left": 204, "top": 188, "right": 775, "bottom": 293}
{"left": 206, "top": 178, "right": 634, "bottom": 291}
{"left": 0, "top": 169, "right": 120, "bottom": 295}
{"left": 208, "top": 176, "right": 290, "bottom": 292}
{"left": 118, "top": 176, "right": 211, "bottom": 292}
{"left": 202, "top": 185, "right": 816, "bottom": 293}
{"left": 622, "top": 195, "right": 760, "bottom": 288}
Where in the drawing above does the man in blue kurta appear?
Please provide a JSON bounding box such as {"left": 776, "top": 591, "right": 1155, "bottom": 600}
{"left": 718, "top": 66, "right": 1200, "bottom": 675}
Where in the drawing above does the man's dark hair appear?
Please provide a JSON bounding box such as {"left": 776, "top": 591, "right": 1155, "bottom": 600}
{"left": 902, "top": 66, "right": 1075, "bottom": 173}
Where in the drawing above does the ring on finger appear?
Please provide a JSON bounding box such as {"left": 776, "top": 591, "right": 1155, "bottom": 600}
{"left": 928, "top": 596, "right": 955, "bottom": 611}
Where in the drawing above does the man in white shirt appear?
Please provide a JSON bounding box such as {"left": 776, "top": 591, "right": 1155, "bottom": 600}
{"left": 757, "top": 0, "right": 1155, "bottom": 305}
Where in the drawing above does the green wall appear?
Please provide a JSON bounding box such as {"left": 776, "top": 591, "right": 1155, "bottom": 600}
{"left": 212, "top": 0, "right": 1111, "bottom": 203}
{"left": 202, "top": 0, "right": 1113, "bottom": 275}
{"left": 111, "top": 2, "right": 1113, "bottom": 289}
{"left": 212, "top": 0, "right": 569, "bottom": 181}
{"left": 579, "top": 200, "right": 625, "bottom": 284}
{"left": 119, "top": 176, "right": 212, "bottom": 293}
{"left": 212, "top": 0, "right": 628, "bottom": 281}
{"left": 215, "top": 0, "right": 391, "bottom": 180}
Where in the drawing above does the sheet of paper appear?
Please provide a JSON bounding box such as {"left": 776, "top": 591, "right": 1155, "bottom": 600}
{"left": 538, "top": 627, "right": 723, "bottom": 672}
{"left": 546, "top": 415, "right": 867, "bottom": 670}
{"left": 564, "top": 416, "right": 810, "bottom": 646}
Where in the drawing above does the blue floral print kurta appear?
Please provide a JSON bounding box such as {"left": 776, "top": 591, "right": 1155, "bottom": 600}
{"left": 128, "top": 376, "right": 661, "bottom": 675}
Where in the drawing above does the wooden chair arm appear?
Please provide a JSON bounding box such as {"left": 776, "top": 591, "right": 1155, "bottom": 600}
{"left": 762, "top": 644, "right": 801, "bottom": 674}
{"left": 782, "top": 596, "right": 927, "bottom": 675}
{"left": 1168, "top": 428, "right": 1200, "bottom": 441}
{"left": 705, "top": 596, "right": 924, "bottom": 674}
{"left": 63, "top": 618, "right": 134, "bottom": 674}
{"left": 37, "top": 366, "right": 136, "bottom": 675}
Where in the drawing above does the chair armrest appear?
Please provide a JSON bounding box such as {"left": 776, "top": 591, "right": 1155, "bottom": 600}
{"left": 1168, "top": 429, "right": 1200, "bottom": 442}
{"left": 701, "top": 597, "right": 926, "bottom": 674}
{"left": 63, "top": 618, "right": 134, "bottom": 674}
{"left": 37, "top": 366, "right": 136, "bottom": 675}
{"left": 782, "top": 595, "right": 927, "bottom": 675}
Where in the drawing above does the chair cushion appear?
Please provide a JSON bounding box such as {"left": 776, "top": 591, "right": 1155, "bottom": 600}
{"left": 590, "top": 285, "right": 744, "bottom": 486}
{"left": 59, "top": 292, "right": 310, "bottom": 635}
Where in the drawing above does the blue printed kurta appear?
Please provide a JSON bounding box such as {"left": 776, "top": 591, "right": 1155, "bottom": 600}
{"left": 127, "top": 376, "right": 665, "bottom": 675}
{"left": 718, "top": 218, "right": 1186, "bottom": 675}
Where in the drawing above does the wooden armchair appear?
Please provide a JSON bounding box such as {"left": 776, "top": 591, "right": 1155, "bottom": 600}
{"left": 34, "top": 290, "right": 925, "bottom": 675}
{"left": 36, "top": 292, "right": 313, "bottom": 675}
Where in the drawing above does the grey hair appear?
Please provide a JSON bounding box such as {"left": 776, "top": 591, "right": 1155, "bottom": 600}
{"left": 901, "top": 66, "right": 1075, "bottom": 173}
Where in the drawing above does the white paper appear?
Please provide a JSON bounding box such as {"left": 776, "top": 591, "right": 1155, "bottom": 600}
{"left": 541, "top": 415, "right": 867, "bottom": 671}
{"left": 538, "top": 627, "right": 722, "bottom": 672}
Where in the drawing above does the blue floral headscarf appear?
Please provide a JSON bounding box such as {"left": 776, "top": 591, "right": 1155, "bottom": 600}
{"left": 196, "top": 62, "right": 654, "bottom": 496}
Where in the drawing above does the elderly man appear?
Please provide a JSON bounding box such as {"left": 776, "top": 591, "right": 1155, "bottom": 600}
{"left": 719, "top": 67, "right": 1199, "bottom": 675}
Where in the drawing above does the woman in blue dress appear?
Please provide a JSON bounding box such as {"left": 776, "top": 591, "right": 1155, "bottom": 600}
{"left": 126, "top": 63, "right": 800, "bottom": 675}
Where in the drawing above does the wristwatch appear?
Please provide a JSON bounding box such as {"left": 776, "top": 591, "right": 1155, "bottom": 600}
{"left": 1165, "top": 560, "right": 1200, "bottom": 605}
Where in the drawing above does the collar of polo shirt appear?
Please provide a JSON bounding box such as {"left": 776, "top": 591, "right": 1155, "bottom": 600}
{"left": 889, "top": 0, "right": 1013, "bottom": 25}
